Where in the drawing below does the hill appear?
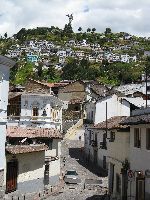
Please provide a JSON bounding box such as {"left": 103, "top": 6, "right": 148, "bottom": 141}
{"left": 0, "top": 26, "right": 150, "bottom": 86}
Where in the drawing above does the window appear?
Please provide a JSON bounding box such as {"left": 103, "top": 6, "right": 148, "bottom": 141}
{"left": 110, "top": 131, "right": 115, "bottom": 142}
{"left": 147, "top": 86, "right": 150, "bottom": 91}
{"left": 146, "top": 128, "right": 150, "bottom": 150}
{"left": 42, "top": 139, "right": 53, "bottom": 150}
{"left": 32, "top": 107, "right": 39, "bottom": 116}
{"left": 116, "top": 173, "right": 121, "bottom": 194}
{"left": 134, "top": 128, "right": 141, "bottom": 148}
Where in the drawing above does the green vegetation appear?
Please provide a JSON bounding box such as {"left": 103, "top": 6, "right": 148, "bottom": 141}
{"left": 12, "top": 62, "right": 34, "bottom": 85}
{"left": 2, "top": 25, "right": 150, "bottom": 86}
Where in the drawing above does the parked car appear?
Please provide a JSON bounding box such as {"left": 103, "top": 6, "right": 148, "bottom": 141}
{"left": 64, "top": 170, "right": 81, "bottom": 184}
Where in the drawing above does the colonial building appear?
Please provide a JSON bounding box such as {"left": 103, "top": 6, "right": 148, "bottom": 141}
{"left": 0, "top": 55, "right": 15, "bottom": 198}
{"left": 92, "top": 116, "right": 130, "bottom": 200}
{"left": 8, "top": 93, "right": 63, "bottom": 131}
{"left": 121, "top": 108, "right": 150, "bottom": 200}
{"left": 6, "top": 93, "right": 63, "bottom": 193}
{"left": 5, "top": 126, "right": 62, "bottom": 193}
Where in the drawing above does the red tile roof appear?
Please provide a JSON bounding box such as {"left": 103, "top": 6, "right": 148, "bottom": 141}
{"left": 92, "top": 116, "right": 129, "bottom": 130}
{"left": 6, "top": 144, "right": 48, "bottom": 154}
{"left": 7, "top": 126, "right": 63, "bottom": 139}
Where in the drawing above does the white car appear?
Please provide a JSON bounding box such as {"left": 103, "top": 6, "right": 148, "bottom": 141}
{"left": 64, "top": 170, "right": 81, "bottom": 184}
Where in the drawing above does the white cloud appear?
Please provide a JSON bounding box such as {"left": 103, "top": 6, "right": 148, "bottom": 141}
{"left": 0, "top": 0, "right": 150, "bottom": 37}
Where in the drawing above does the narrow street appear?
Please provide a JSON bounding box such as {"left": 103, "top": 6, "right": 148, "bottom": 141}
{"left": 46, "top": 136, "right": 108, "bottom": 200}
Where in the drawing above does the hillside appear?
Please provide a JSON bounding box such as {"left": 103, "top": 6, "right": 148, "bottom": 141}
{"left": 0, "top": 26, "right": 150, "bottom": 86}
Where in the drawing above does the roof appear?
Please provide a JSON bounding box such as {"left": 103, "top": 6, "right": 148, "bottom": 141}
{"left": 69, "top": 97, "right": 85, "bottom": 104}
{"left": 90, "top": 84, "right": 108, "bottom": 96}
{"left": 6, "top": 144, "right": 48, "bottom": 154}
{"left": 28, "top": 78, "right": 69, "bottom": 88}
{"left": 8, "top": 92, "right": 23, "bottom": 99}
{"left": 91, "top": 116, "right": 129, "bottom": 130}
{"left": 120, "top": 114, "right": 150, "bottom": 125}
{"left": 0, "top": 55, "right": 16, "bottom": 68}
{"left": 115, "top": 84, "right": 143, "bottom": 96}
{"left": 123, "top": 97, "right": 150, "bottom": 108}
{"left": 7, "top": 126, "right": 63, "bottom": 139}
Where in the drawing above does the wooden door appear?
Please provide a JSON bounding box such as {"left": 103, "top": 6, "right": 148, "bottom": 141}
{"left": 136, "top": 177, "right": 145, "bottom": 200}
{"left": 6, "top": 160, "right": 18, "bottom": 193}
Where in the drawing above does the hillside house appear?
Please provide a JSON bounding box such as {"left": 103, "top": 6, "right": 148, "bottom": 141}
{"left": 27, "top": 54, "right": 38, "bottom": 62}
{"left": 0, "top": 55, "right": 15, "bottom": 198}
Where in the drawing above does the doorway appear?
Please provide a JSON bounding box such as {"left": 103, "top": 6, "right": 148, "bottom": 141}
{"left": 6, "top": 160, "right": 18, "bottom": 193}
{"left": 136, "top": 177, "right": 145, "bottom": 200}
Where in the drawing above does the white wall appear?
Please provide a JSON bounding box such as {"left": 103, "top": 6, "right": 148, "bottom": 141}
{"left": 129, "top": 125, "right": 150, "bottom": 200}
{"left": 108, "top": 130, "right": 129, "bottom": 162}
{"left": 107, "top": 130, "right": 130, "bottom": 198}
{"left": 8, "top": 94, "right": 63, "bottom": 131}
{"left": 6, "top": 151, "right": 45, "bottom": 184}
{"left": 97, "top": 130, "right": 108, "bottom": 169}
{"left": 95, "top": 94, "right": 130, "bottom": 124}
{"left": 0, "top": 64, "right": 10, "bottom": 171}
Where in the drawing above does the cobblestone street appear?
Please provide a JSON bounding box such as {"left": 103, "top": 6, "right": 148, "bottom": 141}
{"left": 46, "top": 139, "right": 108, "bottom": 200}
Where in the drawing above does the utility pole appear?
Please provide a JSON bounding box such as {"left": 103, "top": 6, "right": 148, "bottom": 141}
{"left": 146, "top": 65, "right": 148, "bottom": 108}
{"left": 106, "top": 102, "right": 108, "bottom": 137}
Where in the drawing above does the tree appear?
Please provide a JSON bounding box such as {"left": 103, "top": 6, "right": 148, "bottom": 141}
{"left": 105, "top": 28, "right": 111, "bottom": 35}
{"left": 92, "top": 28, "right": 96, "bottom": 33}
{"left": 78, "top": 27, "right": 82, "bottom": 32}
{"left": 63, "top": 23, "right": 73, "bottom": 35}
{"left": 87, "top": 28, "right": 91, "bottom": 33}
{"left": 14, "top": 62, "right": 34, "bottom": 85}
{"left": 4, "top": 32, "right": 7, "bottom": 39}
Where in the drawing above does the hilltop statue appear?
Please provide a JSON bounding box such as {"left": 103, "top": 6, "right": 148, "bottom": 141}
{"left": 66, "top": 13, "right": 73, "bottom": 24}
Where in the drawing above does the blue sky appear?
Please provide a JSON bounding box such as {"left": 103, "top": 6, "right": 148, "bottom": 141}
{"left": 0, "top": 0, "right": 150, "bottom": 37}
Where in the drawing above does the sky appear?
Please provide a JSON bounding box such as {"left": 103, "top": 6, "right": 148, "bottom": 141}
{"left": 0, "top": 0, "right": 150, "bottom": 37}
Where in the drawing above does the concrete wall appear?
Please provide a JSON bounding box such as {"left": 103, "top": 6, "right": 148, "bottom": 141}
{"left": 45, "top": 139, "right": 61, "bottom": 178}
{"left": 84, "top": 128, "right": 108, "bottom": 170}
{"left": 107, "top": 130, "right": 130, "bottom": 198}
{"left": 0, "top": 63, "right": 11, "bottom": 196}
{"left": 97, "top": 130, "right": 108, "bottom": 169}
{"left": 128, "top": 125, "right": 150, "bottom": 200}
{"left": 6, "top": 151, "right": 45, "bottom": 193}
{"left": 95, "top": 94, "right": 130, "bottom": 124}
{"left": 108, "top": 130, "right": 129, "bottom": 162}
